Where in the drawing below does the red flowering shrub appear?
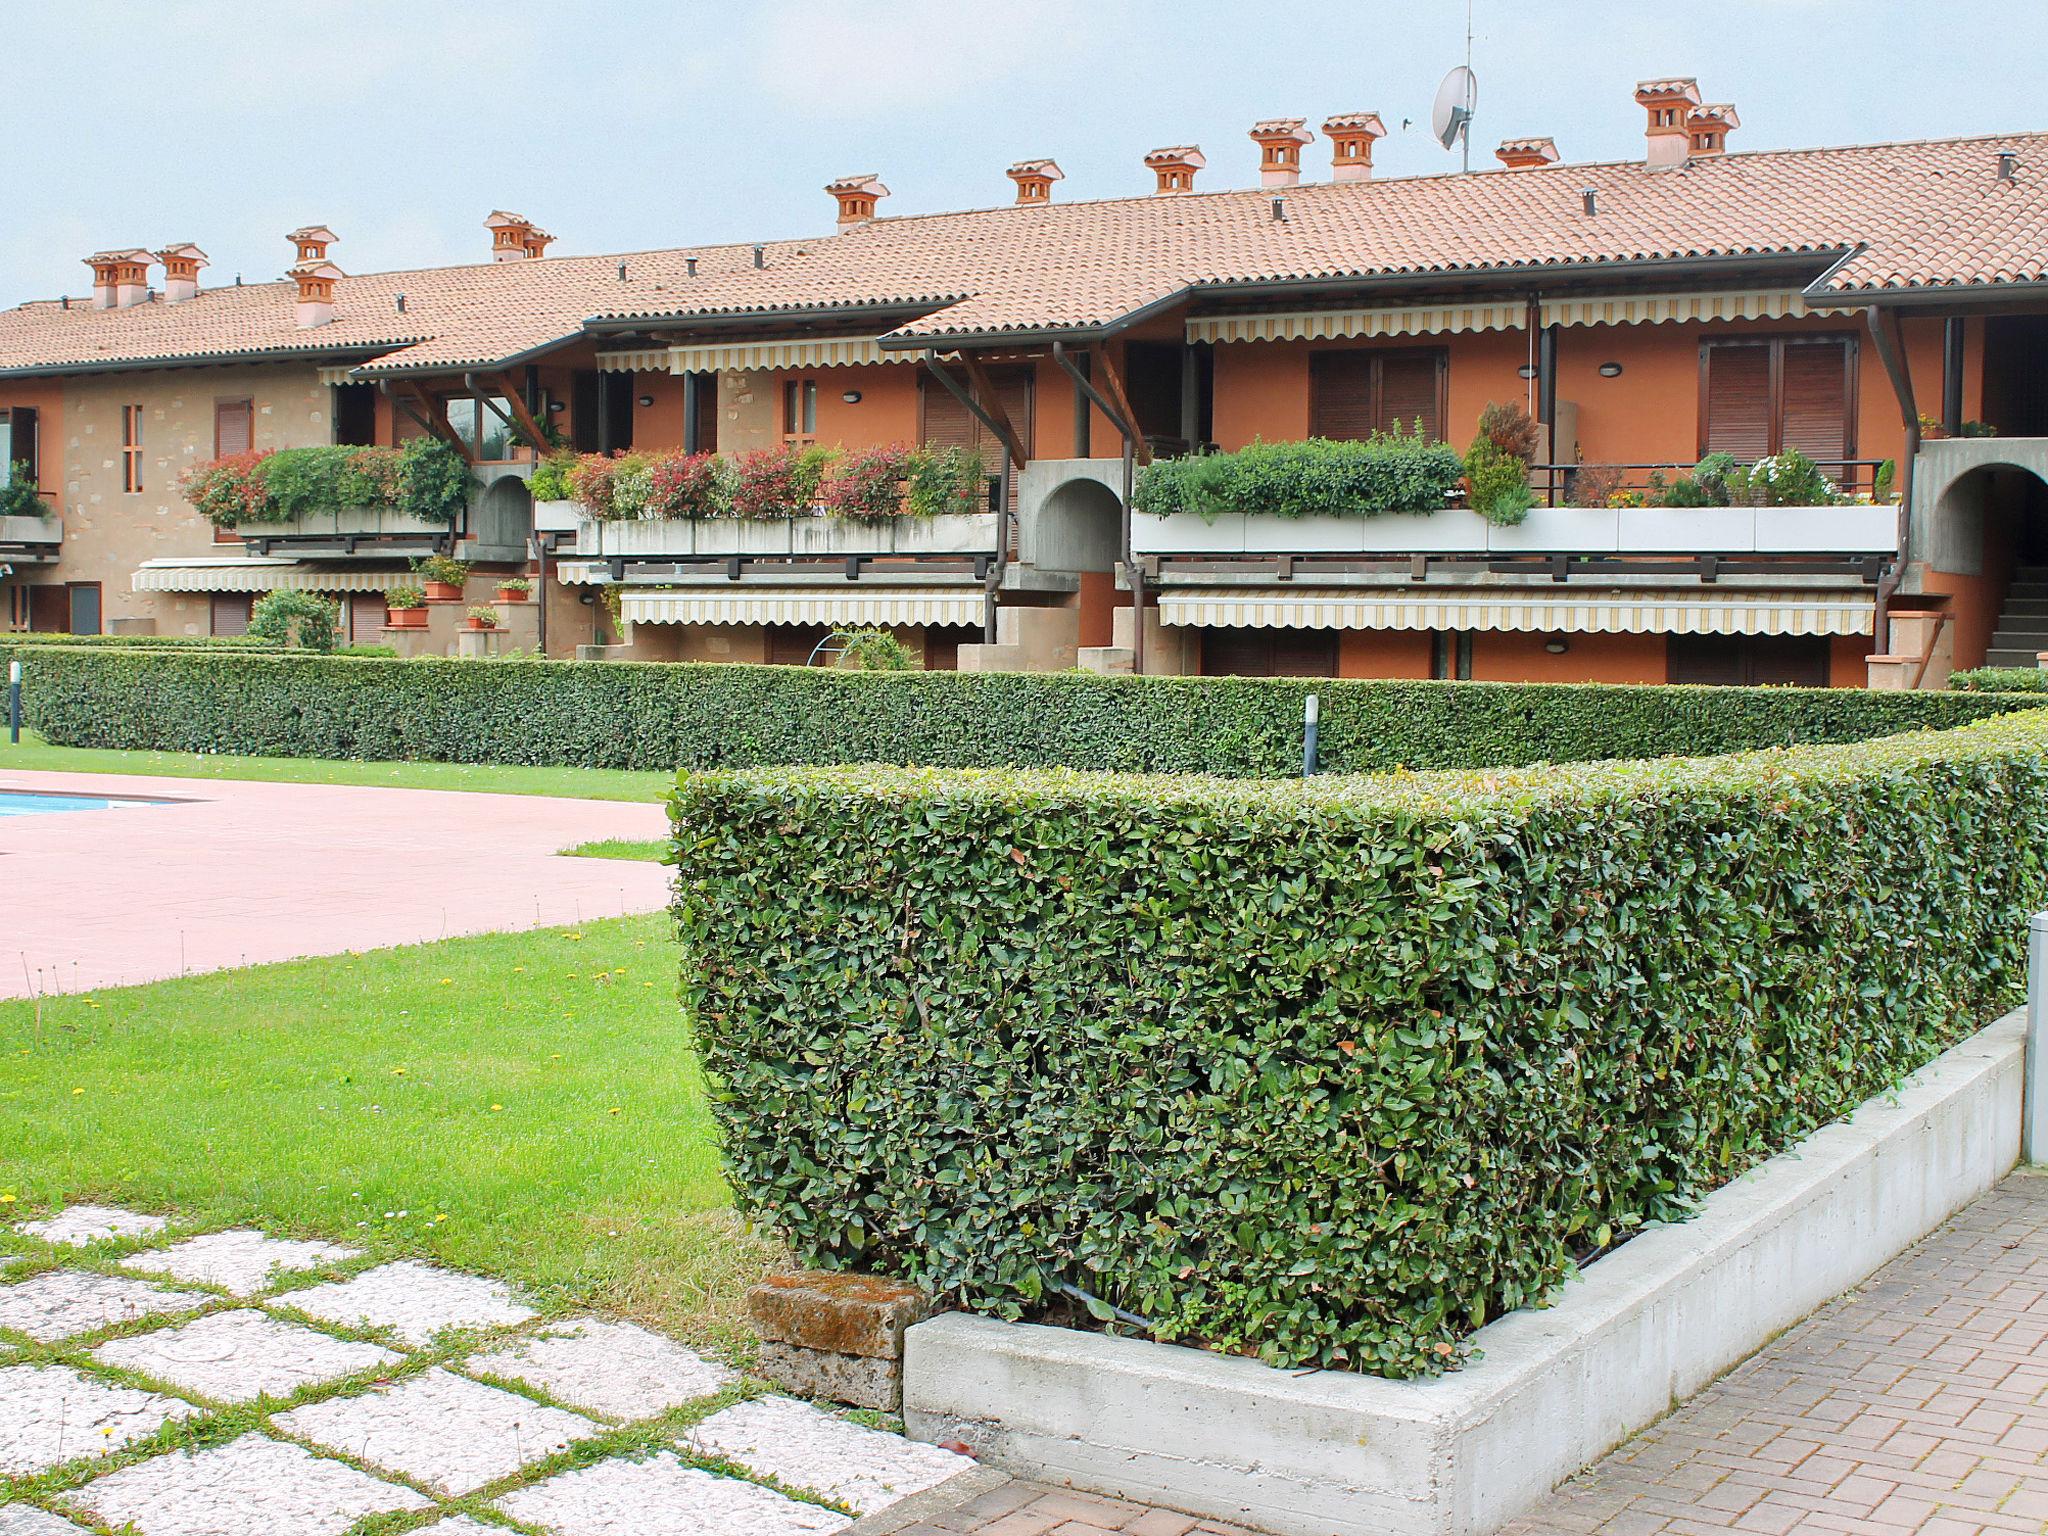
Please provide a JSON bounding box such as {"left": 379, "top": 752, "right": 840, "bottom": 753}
{"left": 645, "top": 452, "right": 733, "bottom": 519}
{"left": 730, "top": 444, "right": 832, "bottom": 520}
{"left": 820, "top": 445, "right": 912, "bottom": 521}
{"left": 179, "top": 450, "right": 276, "bottom": 527}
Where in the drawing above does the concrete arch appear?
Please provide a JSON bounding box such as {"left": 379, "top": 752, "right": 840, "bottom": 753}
{"left": 1017, "top": 463, "right": 1123, "bottom": 574}
{"left": 472, "top": 472, "right": 534, "bottom": 557}
{"left": 1915, "top": 440, "right": 2048, "bottom": 574}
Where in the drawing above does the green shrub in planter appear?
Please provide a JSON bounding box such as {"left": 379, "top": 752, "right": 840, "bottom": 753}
{"left": 1951, "top": 666, "right": 2048, "bottom": 692}
{"left": 671, "top": 708, "right": 2048, "bottom": 1375}
{"left": 1134, "top": 432, "right": 1463, "bottom": 522}
{"left": 0, "top": 461, "right": 52, "bottom": 520}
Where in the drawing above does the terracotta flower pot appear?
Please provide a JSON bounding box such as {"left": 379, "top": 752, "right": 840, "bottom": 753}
{"left": 494, "top": 587, "right": 529, "bottom": 603}
{"left": 424, "top": 581, "right": 464, "bottom": 602}
{"left": 464, "top": 616, "right": 497, "bottom": 631}
{"left": 385, "top": 607, "right": 427, "bottom": 630}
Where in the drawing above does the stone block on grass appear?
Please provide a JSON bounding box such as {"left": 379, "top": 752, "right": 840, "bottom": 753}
{"left": 757, "top": 1340, "right": 902, "bottom": 1412}
{"left": 747, "top": 1272, "right": 927, "bottom": 1360}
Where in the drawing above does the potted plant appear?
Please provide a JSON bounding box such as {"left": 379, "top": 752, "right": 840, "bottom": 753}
{"left": 414, "top": 554, "right": 471, "bottom": 602}
{"left": 464, "top": 604, "right": 500, "bottom": 632}
{"left": 494, "top": 574, "right": 532, "bottom": 603}
{"left": 384, "top": 585, "right": 428, "bottom": 630}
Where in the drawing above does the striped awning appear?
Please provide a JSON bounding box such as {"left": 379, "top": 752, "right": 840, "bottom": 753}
{"left": 131, "top": 559, "right": 399, "bottom": 594}
{"left": 598, "top": 337, "right": 900, "bottom": 374}
{"left": 1539, "top": 289, "right": 1854, "bottom": 328}
{"left": 1157, "top": 588, "right": 1874, "bottom": 637}
{"left": 621, "top": 586, "right": 986, "bottom": 628}
{"left": 1188, "top": 301, "right": 1526, "bottom": 346}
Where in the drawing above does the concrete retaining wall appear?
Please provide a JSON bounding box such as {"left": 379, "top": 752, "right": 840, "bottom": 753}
{"left": 904, "top": 1011, "right": 2025, "bottom": 1536}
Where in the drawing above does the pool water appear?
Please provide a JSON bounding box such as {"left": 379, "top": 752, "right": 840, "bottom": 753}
{"left": 0, "top": 790, "right": 153, "bottom": 817}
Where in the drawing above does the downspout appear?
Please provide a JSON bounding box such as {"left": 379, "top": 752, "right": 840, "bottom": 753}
{"left": 1865, "top": 305, "right": 1920, "bottom": 659}
{"left": 1052, "top": 341, "right": 1143, "bottom": 673}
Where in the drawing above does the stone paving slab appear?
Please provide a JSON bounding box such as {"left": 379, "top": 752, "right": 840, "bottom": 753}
{"left": 15, "top": 1206, "right": 167, "bottom": 1247}
{"left": 464, "top": 1317, "right": 734, "bottom": 1421}
{"left": 120, "top": 1230, "right": 357, "bottom": 1296}
{"left": 61, "top": 1432, "right": 430, "bottom": 1536}
{"left": 93, "top": 1308, "right": 402, "bottom": 1404}
{"left": 498, "top": 1450, "right": 853, "bottom": 1534}
{"left": 0, "top": 769, "right": 670, "bottom": 998}
{"left": 274, "top": 1366, "right": 599, "bottom": 1495}
{"left": 283, "top": 1259, "right": 535, "bottom": 1345}
{"left": 687, "top": 1395, "right": 973, "bottom": 1516}
{"left": 0, "top": 1271, "right": 209, "bottom": 1343}
{"left": 0, "top": 1506, "right": 89, "bottom": 1535}
{"left": 0, "top": 1364, "right": 193, "bottom": 1475}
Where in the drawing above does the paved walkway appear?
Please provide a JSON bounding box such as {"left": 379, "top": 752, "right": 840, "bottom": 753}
{"left": 0, "top": 770, "right": 669, "bottom": 998}
{"left": 0, "top": 1206, "right": 967, "bottom": 1533}
{"left": 910, "top": 1176, "right": 2048, "bottom": 1536}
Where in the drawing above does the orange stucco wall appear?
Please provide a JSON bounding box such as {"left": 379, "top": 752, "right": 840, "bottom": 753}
{"left": 1468, "top": 632, "right": 1669, "bottom": 684}
{"left": 1337, "top": 629, "right": 1432, "bottom": 678}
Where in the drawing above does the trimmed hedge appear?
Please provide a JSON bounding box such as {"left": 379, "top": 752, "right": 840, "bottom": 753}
{"left": 671, "top": 709, "right": 2048, "bottom": 1376}
{"left": 16, "top": 646, "right": 2046, "bottom": 776}
{"left": 1951, "top": 666, "right": 2048, "bottom": 693}
{"left": 1133, "top": 432, "right": 1463, "bottom": 523}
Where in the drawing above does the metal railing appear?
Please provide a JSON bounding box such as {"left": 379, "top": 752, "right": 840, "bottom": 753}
{"left": 1530, "top": 459, "right": 1891, "bottom": 509}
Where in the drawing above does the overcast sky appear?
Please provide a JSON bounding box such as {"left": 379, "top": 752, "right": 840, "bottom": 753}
{"left": 2, "top": 0, "right": 2040, "bottom": 308}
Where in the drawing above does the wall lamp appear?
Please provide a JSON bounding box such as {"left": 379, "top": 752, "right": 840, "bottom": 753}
{"left": 1598, "top": 362, "right": 1624, "bottom": 378}
{"left": 546, "top": 400, "right": 566, "bottom": 413}
{"left": 637, "top": 394, "right": 656, "bottom": 408}
{"left": 1517, "top": 363, "right": 1538, "bottom": 379}
{"left": 841, "top": 389, "right": 863, "bottom": 404}
{"left": 1544, "top": 639, "right": 1570, "bottom": 654}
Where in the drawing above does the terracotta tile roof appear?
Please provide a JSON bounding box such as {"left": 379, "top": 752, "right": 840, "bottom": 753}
{"left": 2, "top": 131, "right": 2043, "bottom": 379}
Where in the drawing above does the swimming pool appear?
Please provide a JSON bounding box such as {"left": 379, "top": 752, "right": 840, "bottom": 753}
{"left": 0, "top": 790, "right": 157, "bottom": 816}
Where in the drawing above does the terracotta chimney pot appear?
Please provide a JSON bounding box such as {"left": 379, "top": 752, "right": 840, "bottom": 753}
{"left": 290, "top": 259, "right": 342, "bottom": 328}
{"left": 1634, "top": 78, "right": 1703, "bottom": 168}
{"left": 288, "top": 225, "right": 338, "bottom": 263}
{"left": 1322, "top": 112, "right": 1387, "bottom": 182}
{"left": 84, "top": 249, "right": 152, "bottom": 309}
{"left": 826, "top": 175, "right": 889, "bottom": 228}
{"left": 1495, "top": 137, "right": 1561, "bottom": 170}
{"left": 154, "top": 243, "right": 209, "bottom": 303}
{"left": 1248, "top": 118, "right": 1314, "bottom": 188}
{"left": 1006, "top": 159, "right": 1064, "bottom": 205}
{"left": 1686, "top": 103, "right": 1739, "bottom": 158}
{"left": 1144, "top": 145, "right": 1206, "bottom": 194}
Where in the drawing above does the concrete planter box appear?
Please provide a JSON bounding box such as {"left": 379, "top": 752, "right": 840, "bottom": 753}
{"left": 579, "top": 512, "right": 999, "bottom": 560}
{"left": 905, "top": 1011, "right": 2024, "bottom": 1536}
{"left": 1132, "top": 503, "right": 1900, "bottom": 560}
{"left": 0, "top": 513, "right": 58, "bottom": 546}
{"left": 532, "top": 499, "right": 582, "bottom": 534}
{"left": 241, "top": 506, "right": 448, "bottom": 540}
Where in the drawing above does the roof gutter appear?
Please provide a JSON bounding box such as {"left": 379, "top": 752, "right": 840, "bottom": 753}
{"left": 1799, "top": 275, "right": 2048, "bottom": 311}
{"left": 0, "top": 341, "right": 404, "bottom": 382}
{"left": 347, "top": 332, "right": 582, "bottom": 382}
{"left": 580, "top": 300, "right": 954, "bottom": 337}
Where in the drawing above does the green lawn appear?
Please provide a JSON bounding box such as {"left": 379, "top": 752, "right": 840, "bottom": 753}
{"left": 0, "top": 915, "right": 776, "bottom": 1349}
{"left": 0, "top": 730, "right": 671, "bottom": 803}
{"left": 562, "top": 838, "right": 669, "bottom": 862}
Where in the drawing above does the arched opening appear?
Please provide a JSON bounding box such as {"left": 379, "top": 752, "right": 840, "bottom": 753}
{"left": 1031, "top": 475, "right": 1125, "bottom": 648}
{"left": 1927, "top": 460, "right": 2048, "bottom": 668}
{"left": 473, "top": 474, "right": 534, "bottom": 555}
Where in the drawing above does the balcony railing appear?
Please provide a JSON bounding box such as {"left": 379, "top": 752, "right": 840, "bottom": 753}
{"left": 0, "top": 510, "right": 61, "bottom": 561}
{"left": 237, "top": 506, "right": 454, "bottom": 555}
{"left": 1531, "top": 459, "right": 1890, "bottom": 508}
{"left": 576, "top": 510, "right": 1001, "bottom": 561}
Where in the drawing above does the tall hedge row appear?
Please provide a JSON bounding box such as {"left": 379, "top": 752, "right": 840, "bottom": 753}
{"left": 673, "top": 711, "right": 2048, "bottom": 1376}
{"left": 17, "top": 646, "right": 2043, "bottom": 776}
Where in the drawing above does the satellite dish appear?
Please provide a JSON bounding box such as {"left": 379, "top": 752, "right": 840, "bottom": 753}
{"left": 1432, "top": 65, "right": 1478, "bottom": 153}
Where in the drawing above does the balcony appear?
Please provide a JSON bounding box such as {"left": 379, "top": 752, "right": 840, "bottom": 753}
{"left": 1134, "top": 502, "right": 1898, "bottom": 559}
{"left": 238, "top": 506, "right": 453, "bottom": 553}
{"left": 0, "top": 510, "right": 61, "bottom": 563}
{"left": 576, "top": 510, "right": 1001, "bottom": 561}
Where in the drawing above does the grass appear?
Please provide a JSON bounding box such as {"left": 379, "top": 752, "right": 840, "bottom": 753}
{"left": 0, "top": 729, "right": 671, "bottom": 803}
{"left": 561, "top": 838, "right": 668, "bottom": 862}
{"left": 0, "top": 914, "right": 779, "bottom": 1350}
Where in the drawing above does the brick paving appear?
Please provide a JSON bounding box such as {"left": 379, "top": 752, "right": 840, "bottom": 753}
{"left": 0, "top": 769, "right": 668, "bottom": 997}
{"left": 921, "top": 1175, "right": 2048, "bottom": 1536}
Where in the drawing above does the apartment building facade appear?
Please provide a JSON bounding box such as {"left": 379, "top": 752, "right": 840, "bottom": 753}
{"left": 1, "top": 79, "right": 2043, "bottom": 687}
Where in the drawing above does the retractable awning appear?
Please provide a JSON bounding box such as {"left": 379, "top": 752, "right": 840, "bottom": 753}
{"left": 1156, "top": 588, "right": 1874, "bottom": 637}
{"left": 597, "top": 337, "right": 900, "bottom": 374}
{"left": 131, "top": 559, "right": 400, "bottom": 594}
{"left": 620, "top": 586, "right": 986, "bottom": 628}
{"left": 1187, "top": 301, "right": 1526, "bottom": 345}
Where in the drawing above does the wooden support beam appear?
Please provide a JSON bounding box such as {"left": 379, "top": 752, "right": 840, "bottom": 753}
{"left": 1086, "top": 343, "right": 1151, "bottom": 465}
{"left": 490, "top": 371, "right": 555, "bottom": 456}
{"left": 958, "top": 351, "right": 1030, "bottom": 469}
{"left": 392, "top": 382, "right": 474, "bottom": 462}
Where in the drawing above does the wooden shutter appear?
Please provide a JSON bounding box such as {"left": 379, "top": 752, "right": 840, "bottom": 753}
{"left": 1703, "top": 343, "right": 1773, "bottom": 461}
{"left": 1377, "top": 352, "right": 1442, "bottom": 441}
{"left": 214, "top": 399, "right": 253, "bottom": 458}
{"left": 1309, "top": 352, "right": 1377, "bottom": 440}
{"left": 210, "top": 593, "right": 253, "bottom": 638}
{"left": 1779, "top": 340, "right": 1853, "bottom": 471}
{"left": 1201, "top": 629, "right": 1337, "bottom": 678}
{"left": 349, "top": 592, "right": 386, "bottom": 643}
{"left": 919, "top": 367, "right": 1031, "bottom": 512}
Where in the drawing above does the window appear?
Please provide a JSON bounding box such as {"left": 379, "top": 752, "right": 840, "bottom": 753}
{"left": 1429, "top": 630, "right": 1473, "bottom": 681}
{"left": 1199, "top": 628, "right": 1337, "bottom": 678}
{"left": 445, "top": 397, "right": 517, "bottom": 461}
{"left": 1310, "top": 348, "right": 1447, "bottom": 442}
{"left": 1700, "top": 336, "right": 1858, "bottom": 475}
{"left": 333, "top": 383, "right": 378, "bottom": 446}
{"left": 1667, "top": 634, "right": 1829, "bottom": 687}
{"left": 782, "top": 379, "right": 818, "bottom": 445}
{"left": 767, "top": 623, "right": 834, "bottom": 667}
{"left": 919, "top": 365, "right": 1031, "bottom": 512}
{"left": 209, "top": 593, "right": 254, "bottom": 638}
{"left": 214, "top": 398, "right": 253, "bottom": 458}
{"left": 66, "top": 581, "right": 102, "bottom": 636}
{"left": 0, "top": 405, "right": 36, "bottom": 487}
{"left": 121, "top": 405, "right": 143, "bottom": 493}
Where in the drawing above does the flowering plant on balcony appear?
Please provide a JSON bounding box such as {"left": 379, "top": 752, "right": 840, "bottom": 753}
{"left": 179, "top": 441, "right": 471, "bottom": 528}
{"left": 904, "top": 444, "right": 987, "bottom": 519}
{"left": 730, "top": 444, "right": 834, "bottom": 520}
{"left": 820, "top": 445, "right": 913, "bottom": 521}
{"left": 179, "top": 449, "right": 276, "bottom": 526}
{"left": 528, "top": 454, "right": 576, "bottom": 502}
{"left": 645, "top": 452, "right": 735, "bottom": 520}
{"left": 1722, "top": 450, "right": 1843, "bottom": 508}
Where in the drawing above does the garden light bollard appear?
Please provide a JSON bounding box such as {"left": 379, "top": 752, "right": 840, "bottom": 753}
{"left": 7, "top": 659, "right": 18, "bottom": 745}
{"left": 2028, "top": 911, "right": 2048, "bottom": 1165}
{"left": 1303, "top": 692, "right": 1320, "bottom": 777}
